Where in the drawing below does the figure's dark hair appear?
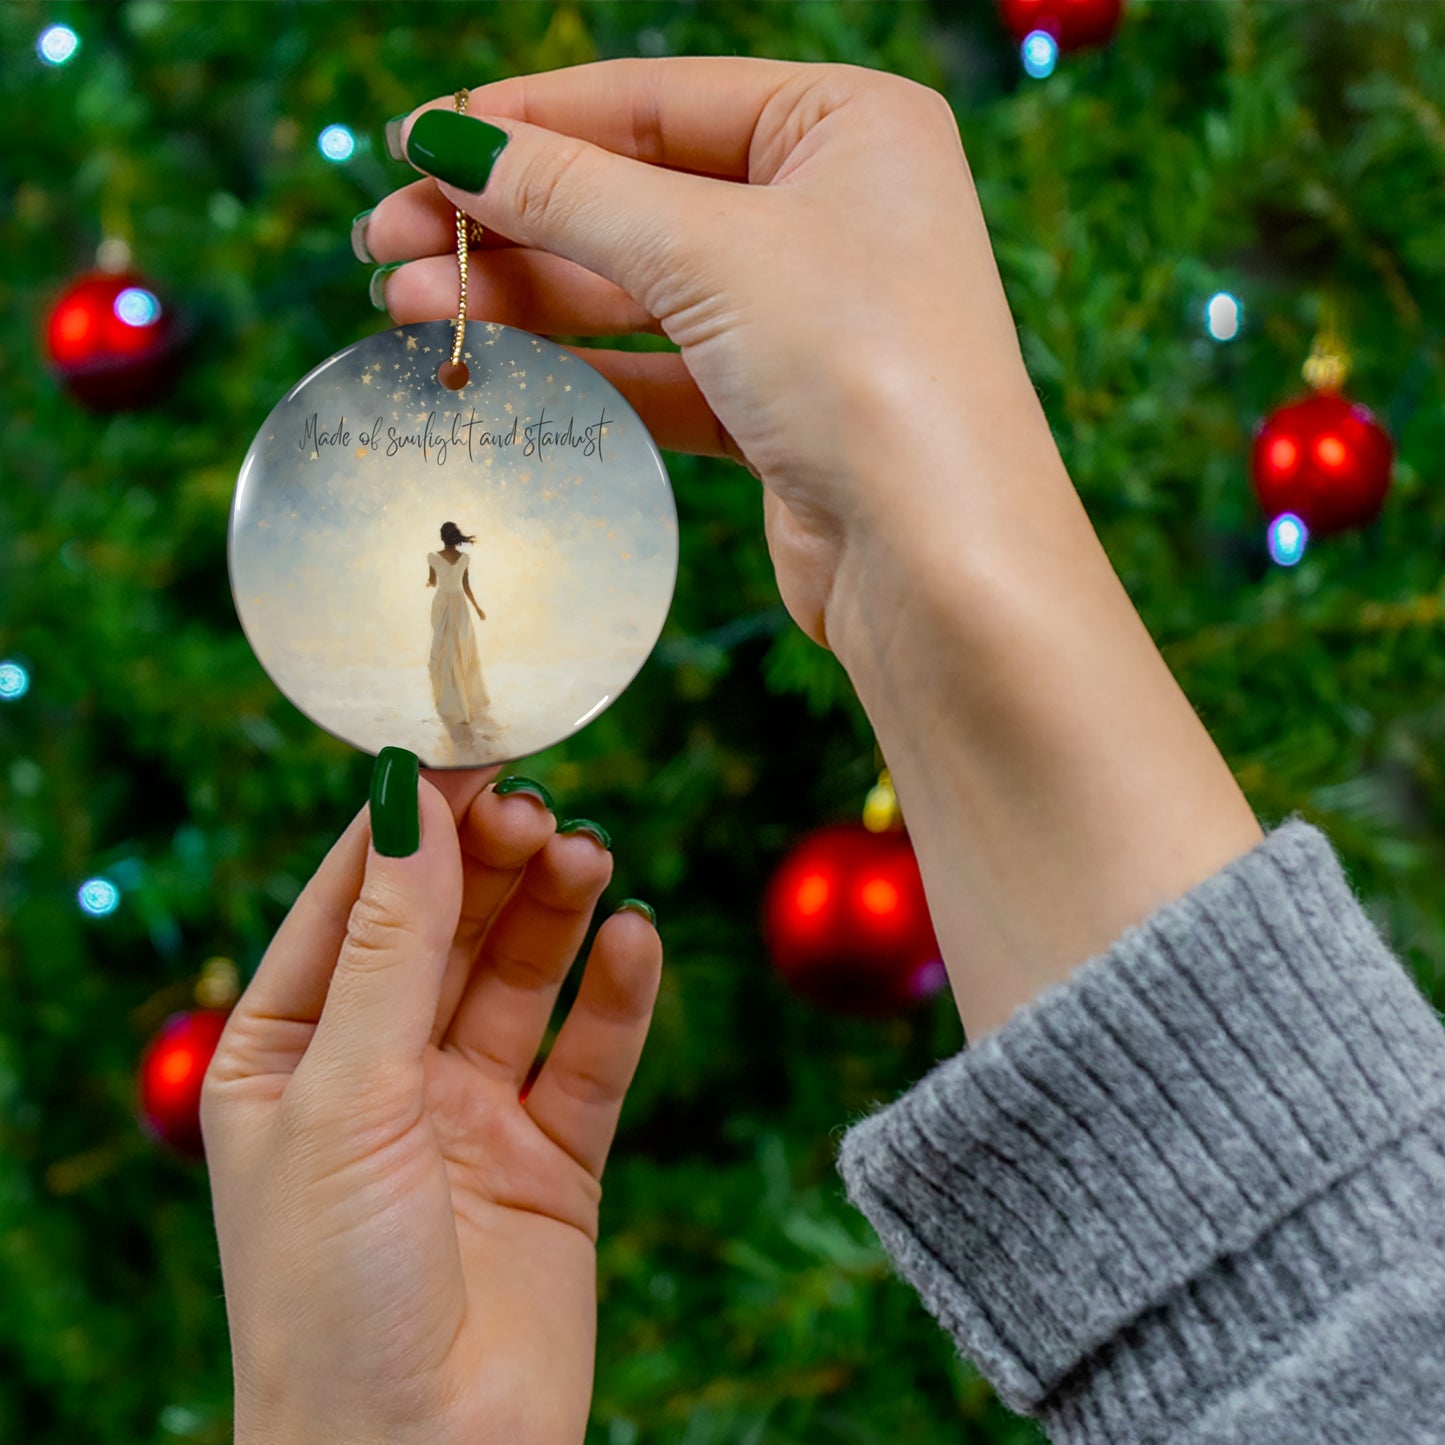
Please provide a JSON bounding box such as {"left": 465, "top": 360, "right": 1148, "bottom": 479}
{"left": 440, "top": 521, "right": 476, "bottom": 547}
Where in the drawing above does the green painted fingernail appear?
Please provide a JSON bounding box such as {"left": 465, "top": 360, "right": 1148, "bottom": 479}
{"left": 617, "top": 898, "right": 656, "bottom": 926}
{"left": 370, "top": 747, "right": 420, "bottom": 857}
{"left": 369, "top": 261, "right": 404, "bottom": 311}
{"left": 350, "top": 208, "right": 375, "bottom": 264}
{"left": 558, "top": 818, "right": 611, "bottom": 851}
{"left": 384, "top": 114, "right": 408, "bottom": 162}
{"left": 493, "top": 775, "right": 555, "bottom": 811}
{"left": 405, "top": 109, "right": 510, "bottom": 192}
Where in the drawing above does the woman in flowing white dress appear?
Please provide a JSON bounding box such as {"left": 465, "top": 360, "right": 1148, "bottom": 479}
{"left": 426, "top": 520, "right": 490, "bottom": 725}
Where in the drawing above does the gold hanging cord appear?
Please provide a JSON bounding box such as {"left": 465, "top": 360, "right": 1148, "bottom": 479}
{"left": 439, "top": 89, "right": 486, "bottom": 389}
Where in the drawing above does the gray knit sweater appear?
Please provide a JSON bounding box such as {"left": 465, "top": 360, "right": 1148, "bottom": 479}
{"left": 836, "top": 816, "right": 1445, "bottom": 1443}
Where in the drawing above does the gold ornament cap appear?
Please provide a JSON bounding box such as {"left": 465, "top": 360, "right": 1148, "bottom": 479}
{"left": 194, "top": 956, "right": 240, "bottom": 1010}
{"left": 863, "top": 767, "right": 902, "bottom": 833}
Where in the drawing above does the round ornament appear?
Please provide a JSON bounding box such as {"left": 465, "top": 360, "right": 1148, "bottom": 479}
{"left": 230, "top": 319, "right": 677, "bottom": 767}
{"left": 137, "top": 1008, "right": 231, "bottom": 1157}
{"left": 1251, "top": 391, "right": 1393, "bottom": 537}
{"left": 44, "top": 268, "right": 181, "bottom": 410}
{"left": 998, "top": 0, "right": 1124, "bottom": 50}
{"left": 763, "top": 822, "right": 945, "bottom": 1018}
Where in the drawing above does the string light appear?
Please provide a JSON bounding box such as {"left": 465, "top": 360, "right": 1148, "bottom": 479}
{"left": 78, "top": 878, "right": 121, "bottom": 917}
{"left": 1267, "top": 512, "right": 1308, "bottom": 567}
{"left": 114, "top": 287, "right": 162, "bottom": 328}
{"left": 318, "top": 124, "right": 356, "bottom": 162}
{"left": 1021, "top": 30, "right": 1059, "bottom": 78}
{"left": 1205, "top": 291, "right": 1242, "bottom": 341}
{"left": 0, "top": 661, "right": 29, "bottom": 700}
{"left": 37, "top": 24, "right": 79, "bottom": 66}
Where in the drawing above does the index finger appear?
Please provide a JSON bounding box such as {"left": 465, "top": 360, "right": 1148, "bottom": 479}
{"left": 406, "top": 55, "right": 809, "bottom": 181}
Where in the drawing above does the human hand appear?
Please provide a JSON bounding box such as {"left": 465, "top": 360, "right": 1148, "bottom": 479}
{"left": 202, "top": 756, "right": 661, "bottom": 1445}
{"left": 361, "top": 58, "right": 1061, "bottom": 658}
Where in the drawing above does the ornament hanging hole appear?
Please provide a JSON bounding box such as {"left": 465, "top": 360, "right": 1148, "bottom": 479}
{"left": 438, "top": 358, "right": 470, "bottom": 391}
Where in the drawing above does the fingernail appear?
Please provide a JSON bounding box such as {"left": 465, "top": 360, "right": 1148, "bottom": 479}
{"left": 493, "top": 775, "right": 555, "bottom": 811}
{"left": 369, "top": 261, "right": 404, "bottom": 312}
{"left": 405, "top": 110, "right": 510, "bottom": 192}
{"left": 617, "top": 898, "right": 656, "bottom": 926}
{"left": 558, "top": 818, "right": 612, "bottom": 851}
{"left": 370, "top": 747, "right": 420, "bottom": 857}
{"left": 350, "top": 208, "right": 375, "bottom": 264}
{"left": 384, "top": 113, "right": 408, "bottom": 162}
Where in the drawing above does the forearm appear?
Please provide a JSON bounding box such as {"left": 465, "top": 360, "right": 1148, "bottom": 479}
{"left": 827, "top": 396, "right": 1262, "bottom": 1041}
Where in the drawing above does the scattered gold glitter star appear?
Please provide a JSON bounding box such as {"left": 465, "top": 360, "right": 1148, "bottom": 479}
{"left": 503, "top": 402, "right": 513, "bottom": 413}
{"left": 354, "top": 446, "right": 368, "bottom": 458}
{"left": 546, "top": 374, "right": 554, "bottom": 383}
{"left": 405, "top": 335, "right": 418, "bottom": 351}
{"left": 361, "top": 372, "right": 373, "bottom": 385}
{"left": 563, "top": 384, "right": 572, "bottom": 392}
{"left": 310, "top": 450, "right": 319, "bottom": 460}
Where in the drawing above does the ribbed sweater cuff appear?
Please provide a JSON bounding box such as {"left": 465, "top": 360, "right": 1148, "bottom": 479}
{"left": 835, "top": 816, "right": 1445, "bottom": 1421}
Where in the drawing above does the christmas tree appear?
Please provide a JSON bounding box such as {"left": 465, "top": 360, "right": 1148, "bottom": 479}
{"left": 2, "top": 3, "right": 1442, "bottom": 1442}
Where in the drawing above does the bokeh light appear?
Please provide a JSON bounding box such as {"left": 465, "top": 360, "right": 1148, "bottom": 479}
{"left": 1267, "top": 512, "right": 1308, "bottom": 567}
{"left": 78, "top": 878, "right": 121, "bottom": 917}
{"left": 114, "top": 287, "right": 162, "bottom": 328}
{"left": 1022, "top": 30, "right": 1059, "bottom": 79}
{"left": 318, "top": 124, "right": 356, "bottom": 162}
{"left": 1205, "top": 291, "right": 1242, "bottom": 341}
{"left": 37, "top": 24, "right": 79, "bottom": 66}
{"left": 0, "top": 661, "right": 29, "bottom": 700}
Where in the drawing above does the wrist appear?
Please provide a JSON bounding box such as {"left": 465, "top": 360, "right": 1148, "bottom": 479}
{"left": 826, "top": 436, "right": 1262, "bottom": 1040}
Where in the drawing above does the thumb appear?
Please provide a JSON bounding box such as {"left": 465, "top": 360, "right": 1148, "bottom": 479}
{"left": 303, "top": 748, "right": 462, "bottom": 1089}
{"left": 398, "top": 106, "right": 732, "bottom": 317}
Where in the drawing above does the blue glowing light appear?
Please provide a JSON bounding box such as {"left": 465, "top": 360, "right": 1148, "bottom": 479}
{"left": 78, "top": 877, "right": 121, "bottom": 917}
{"left": 1267, "top": 512, "right": 1308, "bottom": 567}
{"left": 318, "top": 124, "right": 357, "bottom": 162}
{"left": 1205, "top": 291, "right": 1242, "bottom": 342}
{"left": 0, "top": 661, "right": 29, "bottom": 700}
{"left": 114, "top": 287, "right": 161, "bottom": 328}
{"left": 38, "top": 24, "right": 79, "bottom": 66}
{"left": 1022, "top": 30, "right": 1059, "bottom": 79}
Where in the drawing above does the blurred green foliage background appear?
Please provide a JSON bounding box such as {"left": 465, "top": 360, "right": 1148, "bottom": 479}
{"left": 1, "top": 2, "right": 1443, "bottom": 1441}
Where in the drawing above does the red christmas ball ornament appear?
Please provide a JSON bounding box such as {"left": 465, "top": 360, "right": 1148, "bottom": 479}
{"left": 137, "top": 1008, "right": 230, "bottom": 1157}
{"left": 998, "top": 0, "right": 1124, "bottom": 50}
{"left": 44, "top": 269, "right": 181, "bottom": 410}
{"left": 763, "top": 822, "right": 945, "bottom": 1018}
{"left": 1251, "top": 392, "right": 1393, "bottom": 537}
